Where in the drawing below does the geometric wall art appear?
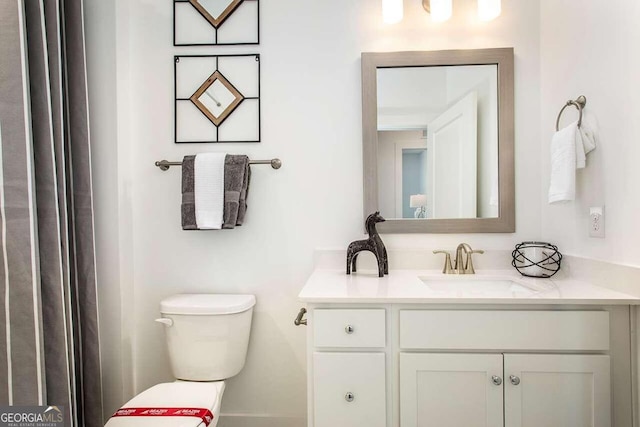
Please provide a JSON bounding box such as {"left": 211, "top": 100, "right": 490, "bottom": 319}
{"left": 174, "top": 0, "right": 259, "bottom": 46}
{"left": 174, "top": 54, "right": 260, "bottom": 143}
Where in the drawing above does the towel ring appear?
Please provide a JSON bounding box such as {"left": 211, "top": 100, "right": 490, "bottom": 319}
{"left": 556, "top": 95, "right": 587, "bottom": 131}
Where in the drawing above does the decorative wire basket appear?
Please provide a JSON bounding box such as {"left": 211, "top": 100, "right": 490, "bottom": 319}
{"left": 511, "top": 241, "right": 562, "bottom": 278}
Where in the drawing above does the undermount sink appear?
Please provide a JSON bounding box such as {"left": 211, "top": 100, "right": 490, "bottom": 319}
{"left": 419, "top": 275, "right": 542, "bottom": 297}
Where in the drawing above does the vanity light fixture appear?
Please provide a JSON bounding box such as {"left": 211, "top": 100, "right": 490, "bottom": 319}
{"left": 382, "top": 0, "right": 403, "bottom": 24}
{"left": 477, "top": 0, "right": 501, "bottom": 21}
{"left": 384, "top": 0, "right": 502, "bottom": 24}
{"left": 423, "top": 0, "right": 452, "bottom": 22}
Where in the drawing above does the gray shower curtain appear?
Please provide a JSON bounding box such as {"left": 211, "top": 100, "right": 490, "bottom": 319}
{"left": 0, "top": 0, "right": 103, "bottom": 426}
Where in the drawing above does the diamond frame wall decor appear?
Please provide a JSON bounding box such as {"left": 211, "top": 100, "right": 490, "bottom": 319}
{"left": 175, "top": 54, "right": 261, "bottom": 144}
{"left": 173, "top": 0, "right": 259, "bottom": 46}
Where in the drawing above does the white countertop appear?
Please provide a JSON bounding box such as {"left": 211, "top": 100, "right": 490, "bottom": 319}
{"left": 299, "top": 269, "right": 640, "bottom": 305}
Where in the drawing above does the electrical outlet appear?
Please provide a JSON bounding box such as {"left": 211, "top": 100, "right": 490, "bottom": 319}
{"left": 589, "top": 206, "right": 605, "bottom": 238}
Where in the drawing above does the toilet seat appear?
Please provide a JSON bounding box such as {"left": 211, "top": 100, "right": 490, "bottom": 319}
{"left": 105, "top": 381, "right": 225, "bottom": 427}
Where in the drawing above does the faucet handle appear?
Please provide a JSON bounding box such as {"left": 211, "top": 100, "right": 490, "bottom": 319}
{"left": 433, "top": 250, "right": 454, "bottom": 274}
{"left": 464, "top": 250, "right": 484, "bottom": 274}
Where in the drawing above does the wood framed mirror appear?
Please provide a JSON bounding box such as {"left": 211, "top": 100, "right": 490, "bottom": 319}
{"left": 190, "top": 70, "right": 244, "bottom": 127}
{"left": 362, "top": 48, "right": 515, "bottom": 233}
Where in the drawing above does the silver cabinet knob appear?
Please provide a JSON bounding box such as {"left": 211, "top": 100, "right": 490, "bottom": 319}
{"left": 345, "top": 392, "right": 354, "bottom": 402}
{"left": 345, "top": 325, "right": 355, "bottom": 334}
{"left": 491, "top": 375, "right": 502, "bottom": 386}
{"left": 510, "top": 375, "right": 520, "bottom": 385}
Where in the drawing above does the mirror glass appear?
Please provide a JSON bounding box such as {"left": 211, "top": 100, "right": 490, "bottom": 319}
{"left": 376, "top": 64, "right": 499, "bottom": 220}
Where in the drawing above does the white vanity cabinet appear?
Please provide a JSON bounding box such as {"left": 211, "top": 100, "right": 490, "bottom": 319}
{"left": 306, "top": 305, "right": 631, "bottom": 427}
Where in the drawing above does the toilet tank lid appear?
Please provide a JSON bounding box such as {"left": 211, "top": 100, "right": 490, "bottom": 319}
{"left": 160, "top": 294, "right": 256, "bottom": 315}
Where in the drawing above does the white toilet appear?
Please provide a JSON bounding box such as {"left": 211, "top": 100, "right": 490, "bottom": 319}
{"left": 105, "top": 294, "right": 256, "bottom": 427}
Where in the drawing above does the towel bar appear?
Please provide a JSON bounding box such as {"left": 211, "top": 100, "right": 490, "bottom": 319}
{"left": 555, "top": 95, "right": 587, "bottom": 131}
{"left": 155, "top": 158, "right": 282, "bottom": 171}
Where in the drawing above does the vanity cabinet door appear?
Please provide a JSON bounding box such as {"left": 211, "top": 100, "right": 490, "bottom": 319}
{"left": 400, "top": 353, "right": 504, "bottom": 427}
{"left": 313, "top": 352, "right": 386, "bottom": 427}
{"left": 504, "top": 354, "right": 611, "bottom": 427}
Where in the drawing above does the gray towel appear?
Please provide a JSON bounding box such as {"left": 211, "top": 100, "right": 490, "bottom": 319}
{"left": 223, "top": 155, "right": 251, "bottom": 229}
{"left": 181, "top": 155, "right": 197, "bottom": 230}
{"left": 181, "top": 154, "right": 251, "bottom": 230}
{"left": 237, "top": 161, "right": 251, "bottom": 225}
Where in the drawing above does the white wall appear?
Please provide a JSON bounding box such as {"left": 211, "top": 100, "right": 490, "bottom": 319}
{"left": 539, "top": 0, "right": 640, "bottom": 266}
{"left": 85, "top": 0, "right": 122, "bottom": 418}
{"left": 86, "top": 0, "right": 542, "bottom": 424}
{"left": 86, "top": 0, "right": 136, "bottom": 420}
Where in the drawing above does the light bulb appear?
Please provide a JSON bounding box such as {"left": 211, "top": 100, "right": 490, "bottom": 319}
{"left": 478, "top": 0, "right": 501, "bottom": 21}
{"left": 430, "top": 0, "right": 452, "bottom": 22}
{"left": 382, "top": 0, "right": 403, "bottom": 24}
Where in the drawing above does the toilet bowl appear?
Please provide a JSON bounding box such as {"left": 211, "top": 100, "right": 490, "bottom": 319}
{"left": 105, "top": 294, "right": 256, "bottom": 427}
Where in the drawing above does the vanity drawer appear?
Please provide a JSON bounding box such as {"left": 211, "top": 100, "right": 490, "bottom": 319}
{"left": 400, "top": 310, "right": 610, "bottom": 351}
{"left": 314, "top": 309, "right": 386, "bottom": 348}
{"left": 313, "top": 352, "right": 386, "bottom": 427}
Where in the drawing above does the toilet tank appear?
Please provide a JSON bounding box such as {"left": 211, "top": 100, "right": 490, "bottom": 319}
{"left": 158, "top": 294, "right": 256, "bottom": 381}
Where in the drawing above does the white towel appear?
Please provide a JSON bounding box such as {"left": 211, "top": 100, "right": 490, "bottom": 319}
{"left": 580, "top": 111, "right": 598, "bottom": 154}
{"left": 194, "top": 153, "right": 226, "bottom": 229}
{"left": 576, "top": 111, "right": 598, "bottom": 169}
{"left": 548, "top": 122, "right": 578, "bottom": 203}
{"left": 575, "top": 127, "right": 587, "bottom": 169}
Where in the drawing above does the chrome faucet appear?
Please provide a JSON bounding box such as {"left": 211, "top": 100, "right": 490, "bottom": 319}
{"left": 433, "top": 243, "right": 484, "bottom": 274}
